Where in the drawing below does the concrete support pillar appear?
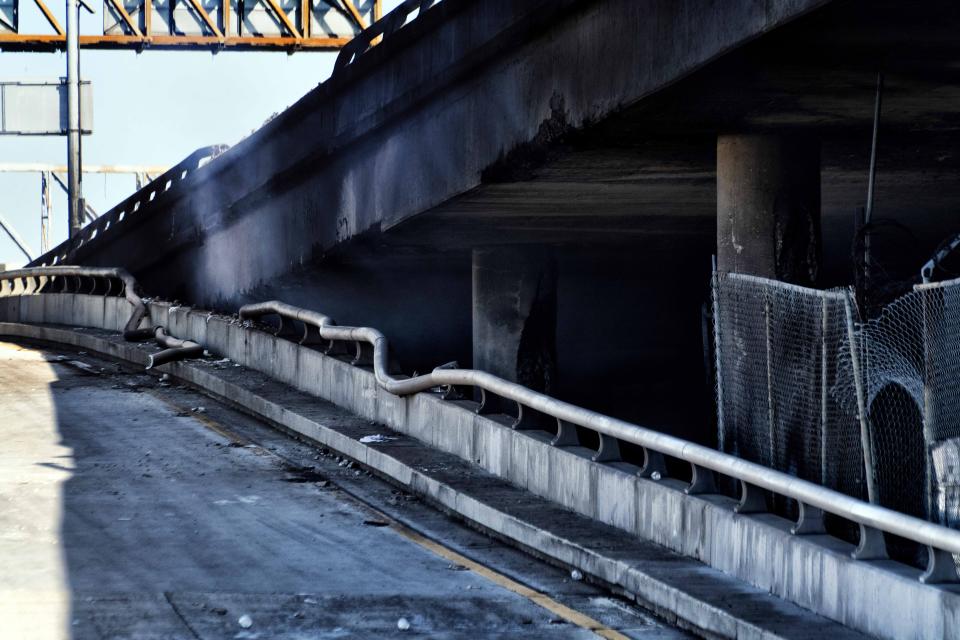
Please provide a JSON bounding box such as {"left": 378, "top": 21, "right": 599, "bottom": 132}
{"left": 472, "top": 247, "right": 557, "bottom": 398}
{"left": 717, "top": 134, "right": 821, "bottom": 285}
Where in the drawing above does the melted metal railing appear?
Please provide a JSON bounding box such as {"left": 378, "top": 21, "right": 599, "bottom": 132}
{"left": 0, "top": 266, "right": 146, "bottom": 337}
{"left": 29, "top": 145, "right": 228, "bottom": 269}
{"left": 0, "top": 267, "right": 200, "bottom": 368}
{"left": 240, "top": 299, "right": 960, "bottom": 584}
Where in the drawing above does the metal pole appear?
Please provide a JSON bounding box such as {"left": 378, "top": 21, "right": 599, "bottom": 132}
{"left": 41, "top": 172, "right": 51, "bottom": 254}
{"left": 864, "top": 72, "right": 883, "bottom": 284}
{"left": 844, "top": 291, "right": 878, "bottom": 504}
{"left": 0, "top": 214, "right": 36, "bottom": 262}
{"left": 66, "top": 0, "right": 82, "bottom": 239}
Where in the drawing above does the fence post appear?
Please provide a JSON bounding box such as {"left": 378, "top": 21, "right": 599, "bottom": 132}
{"left": 764, "top": 284, "right": 776, "bottom": 469}
{"left": 712, "top": 265, "right": 725, "bottom": 453}
{"left": 921, "top": 285, "right": 935, "bottom": 522}
{"left": 821, "top": 295, "right": 829, "bottom": 486}
{"left": 844, "top": 292, "right": 878, "bottom": 504}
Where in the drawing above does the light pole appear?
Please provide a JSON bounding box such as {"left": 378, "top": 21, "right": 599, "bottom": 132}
{"left": 66, "top": 0, "right": 82, "bottom": 239}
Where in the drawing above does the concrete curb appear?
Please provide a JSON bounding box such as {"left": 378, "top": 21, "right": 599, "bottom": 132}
{"left": 0, "top": 320, "right": 864, "bottom": 640}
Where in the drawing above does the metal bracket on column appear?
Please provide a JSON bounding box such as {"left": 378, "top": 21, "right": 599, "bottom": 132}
{"left": 592, "top": 433, "right": 621, "bottom": 463}
{"left": 551, "top": 418, "right": 580, "bottom": 446}
{"left": 736, "top": 481, "right": 767, "bottom": 514}
{"left": 638, "top": 448, "right": 666, "bottom": 479}
{"left": 686, "top": 464, "right": 716, "bottom": 495}
{"left": 851, "top": 524, "right": 888, "bottom": 560}
{"left": 920, "top": 547, "right": 960, "bottom": 584}
{"left": 791, "top": 503, "right": 826, "bottom": 534}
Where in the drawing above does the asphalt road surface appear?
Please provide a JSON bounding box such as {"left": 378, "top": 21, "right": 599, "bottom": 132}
{"left": 0, "top": 339, "right": 692, "bottom": 639}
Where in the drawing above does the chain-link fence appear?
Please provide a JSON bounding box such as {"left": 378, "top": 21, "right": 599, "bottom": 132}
{"left": 838, "top": 277, "right": 960, "bottom": 522}
{"left": 713, "top": 273, "right": 960, "bottom": 525}
{"left": 714, "top": 271, "right": 960, "bottom": 525}
{"left": 712, "top": 272, "right": 867, "bottom": 506}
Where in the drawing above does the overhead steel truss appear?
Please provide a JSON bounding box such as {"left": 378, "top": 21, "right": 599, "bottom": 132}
{"left": 0, "top": 0, "right": 380, "bottom": 51}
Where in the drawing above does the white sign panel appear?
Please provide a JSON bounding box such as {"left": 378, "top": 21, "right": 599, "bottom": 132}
{"left": 0, "top": 80, "right": 93, "bottom": 135}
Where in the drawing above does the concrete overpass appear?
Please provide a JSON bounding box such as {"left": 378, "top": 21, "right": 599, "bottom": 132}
{"left": 15, "top": 1, "right": 960, "bottom": 636}
{"left": 31, "top": 0, "right": 960, "bottom": 448}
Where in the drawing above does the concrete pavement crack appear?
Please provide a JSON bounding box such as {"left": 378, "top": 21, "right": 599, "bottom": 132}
{"left": 163, "top": 592, "right": 203, "bottom": 640}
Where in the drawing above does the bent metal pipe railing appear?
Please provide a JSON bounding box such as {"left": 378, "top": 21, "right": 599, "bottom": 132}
{"left": 239, "top": 299, "right": 960, "bottom": 584}
{"left": 0, "top": 266, "right": 147, "bottom": 338}
{"left": 0, "top": 267, "right": 201, "bottom": 367}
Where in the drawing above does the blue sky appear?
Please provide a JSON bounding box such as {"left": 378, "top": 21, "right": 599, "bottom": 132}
{"left": 0, "top": 0, "right": 403, "bottom": 267}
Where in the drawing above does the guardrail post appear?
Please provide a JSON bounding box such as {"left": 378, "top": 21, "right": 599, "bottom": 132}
{"left": 920, "top": 547, "right": 960, "bottom": 584}
{"left": 736, "top": 481, "right": 767, "bottom": 514}
{"left": 512, "top": 403, "right": 539, "bottom": 431}
{"left": 592, "top": 434, "right": 621, "bottom": 462}
{"left": 638, "top": 448, "right": 666, "bottom": 479}
{"left": 686, "top": 463, "right": 716, "bottom": 495}
{"left": 475, "top": 388, "right": 496, "bottom": 415}
{"left": 852, "top": 524, "right": 888, "bottom": 560}
{"left": 552, "top": 418, "right": 579, "bottom": 446}
{"left": 791, "top": 503, "right": 826, "bottom": 534}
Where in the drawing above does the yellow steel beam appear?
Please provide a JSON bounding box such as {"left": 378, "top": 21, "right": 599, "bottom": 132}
{"left": 262, "top": 0, "right": 301, "bottom": 39}
{"left": 0, "top": 33, "right": 351, "bottom": 50}
{"left": 300, "top": 0, "right": 309, "bottom": 38}
{"left": 106, "top": 0, "right": 143, "bottom": 37}
{"left": 339, "top": 0, "right": 366, "bottom": 30}
{"left": 185, "top": 0, "right": 224, "bottom": 39}
{"left": 0, "top": 0, "right": 384, "bottom": 51}
{"left": 32, "top": 0, "right": 64, "bottom": 36}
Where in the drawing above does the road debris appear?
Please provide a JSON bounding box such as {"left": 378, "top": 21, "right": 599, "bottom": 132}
{"left": 359, "top": 434, "right": 397, "bottom": 444}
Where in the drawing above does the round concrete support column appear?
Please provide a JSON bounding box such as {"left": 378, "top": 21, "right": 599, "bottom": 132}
{"left": 717, "top": 134, "right": 821, "bottom": 285}
{"left": 472, "top": 247, "right": 558, "bottom": 399}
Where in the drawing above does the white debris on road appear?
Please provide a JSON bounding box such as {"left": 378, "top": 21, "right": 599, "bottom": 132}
{"left": 359, "top": 434, "right": 397, "bottom": 444}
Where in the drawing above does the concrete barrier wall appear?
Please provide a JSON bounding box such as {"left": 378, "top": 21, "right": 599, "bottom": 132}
{"left": 4, "top": 293, "right": 960, "bottom": 640}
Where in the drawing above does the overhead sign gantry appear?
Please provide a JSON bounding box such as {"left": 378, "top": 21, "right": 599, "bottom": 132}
{"left": 0, "top": 0, "right": 379, "bottom": 50}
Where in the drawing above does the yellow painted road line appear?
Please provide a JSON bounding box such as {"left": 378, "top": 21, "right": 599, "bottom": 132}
{"left": 388, "top": 522, "right": 632, "bottom": 640}
{"left": 153, "top": 390, "right": 631, "bottom": 640}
